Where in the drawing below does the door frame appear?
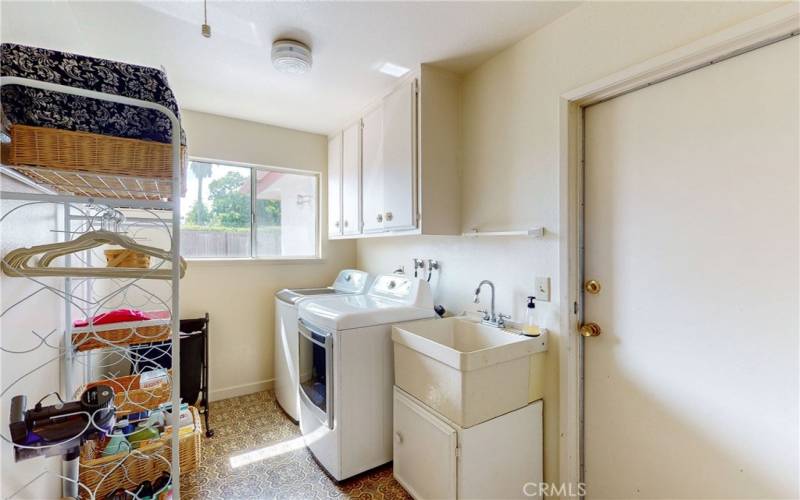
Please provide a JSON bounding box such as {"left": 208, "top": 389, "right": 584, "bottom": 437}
{"left": 556, "top": 5, "right": 799, "bottom": 493}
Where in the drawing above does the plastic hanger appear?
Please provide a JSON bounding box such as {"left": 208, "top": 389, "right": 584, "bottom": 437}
{"left": 2, "top": 230, "right": 186, "bottom": 279}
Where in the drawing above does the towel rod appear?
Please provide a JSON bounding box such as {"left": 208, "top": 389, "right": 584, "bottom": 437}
{"left": 462, "top": 227, "right": 544, "bottom": 238}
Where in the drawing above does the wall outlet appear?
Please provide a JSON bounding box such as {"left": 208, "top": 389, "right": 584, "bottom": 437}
{"left": 535, "top": 277, "right": 550, "bottom": 302}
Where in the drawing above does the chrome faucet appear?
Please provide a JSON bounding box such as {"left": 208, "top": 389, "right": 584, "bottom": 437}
{"left": 473, "top": 280, "right": 510, "bottom": 328}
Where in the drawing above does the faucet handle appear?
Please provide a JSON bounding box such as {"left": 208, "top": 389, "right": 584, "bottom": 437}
{"left": 477, "top": 309, "right": 490, "bottom": 321}
{"left": 497, "top": 313, "right": 511, "bottom": 326}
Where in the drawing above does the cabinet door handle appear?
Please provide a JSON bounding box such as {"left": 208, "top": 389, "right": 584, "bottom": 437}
{"left": 384, "top": 211, "right": 393, "bottom": 222}
{"left": 334, "top": 221, "right": 340, "bottom": 228}
{"left": 395, "top": 431, "right": 403, "bottom": 444}
{"left": 344, "top": 220, "right": 349, "bottom": 228}
{"left": 376, "top": 213, "right": 384, "bottom": 223}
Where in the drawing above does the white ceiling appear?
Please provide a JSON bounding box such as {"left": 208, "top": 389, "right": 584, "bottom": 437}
{"left": 1, "top": 1, "right": 579, "bottom": 135}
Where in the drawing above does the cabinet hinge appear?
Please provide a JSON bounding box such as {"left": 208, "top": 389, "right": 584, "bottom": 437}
{"left": 455, "top": 445, "right": 460, "bottom": 458}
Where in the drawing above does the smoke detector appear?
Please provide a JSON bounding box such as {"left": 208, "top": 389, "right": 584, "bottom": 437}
{"left": 271, "top": 39, "right": 312, "bottom": 75}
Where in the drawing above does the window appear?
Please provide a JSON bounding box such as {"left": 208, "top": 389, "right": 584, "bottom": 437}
{"left": 181, "top": 160, "right": 318, "bottom": 259}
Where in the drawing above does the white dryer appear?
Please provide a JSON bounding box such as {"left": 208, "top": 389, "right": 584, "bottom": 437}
{"left": 274, "top": 269, "right": 371, "bottom": 422}
{"left": 297, "top": 275, "right": 435, "bottom": 481}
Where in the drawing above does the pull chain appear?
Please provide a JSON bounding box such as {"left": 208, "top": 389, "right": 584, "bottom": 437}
{"left": 201, "top": 0, "right": 211, "bottom": 38}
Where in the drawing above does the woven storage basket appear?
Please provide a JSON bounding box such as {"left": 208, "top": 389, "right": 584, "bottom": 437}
{"left": 83, "top": 371, "right": 172, "bottom": 416}
{"left": 104, "top": 249, "right": 151, "bottom": 269}
{"left": 72, "top": 323, "right": 171, "bottom": 352}
{"left": 1, "top": 124, "right": 187, "bottom": 196}
{"left": 79, "top": 407, "right": 201, "bottom": 499}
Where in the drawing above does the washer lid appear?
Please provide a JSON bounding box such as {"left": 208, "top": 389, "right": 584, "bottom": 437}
{"left": 299, "top": 295, "right": 435, "bottom": 331}
{"left": 276, "top": 287, "right": 337, "bottom": 305}
{"left": 299, "top": 276, "right": 435, "bottom": 330}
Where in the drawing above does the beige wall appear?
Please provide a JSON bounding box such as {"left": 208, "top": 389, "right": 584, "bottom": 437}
{"left": 357, "top": 0, "right": 786, "bottom": 486}
{"left": 179, "top": 110, "right": 356, "bottom": 401}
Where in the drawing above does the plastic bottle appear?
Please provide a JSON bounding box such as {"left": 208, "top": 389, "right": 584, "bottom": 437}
{"left": 102, "top": 430, "right": 130, "bottom": 456}
{"left": 523, "top": 296, "right": 541, "bottom": 337}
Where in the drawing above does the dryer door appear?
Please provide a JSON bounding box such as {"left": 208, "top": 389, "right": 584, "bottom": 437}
{"left": 298, "top": 319, "right": 333, "bottom": 428}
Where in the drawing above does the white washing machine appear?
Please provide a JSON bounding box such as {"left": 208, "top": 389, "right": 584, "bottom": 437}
{"left": 297, "top": 275, "right": 435, "bottom": 481}
{"left": 274, "top": 269, "right": 371, "bottom": 422}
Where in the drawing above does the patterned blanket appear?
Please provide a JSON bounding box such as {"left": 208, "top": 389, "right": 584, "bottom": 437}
{"left": 1, "top": 43, "right": 185, "bottom": 145}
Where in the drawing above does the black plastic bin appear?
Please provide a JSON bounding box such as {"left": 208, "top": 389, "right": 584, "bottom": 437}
{"left": 129, "top": 313, "right": 213, "bottom": 437}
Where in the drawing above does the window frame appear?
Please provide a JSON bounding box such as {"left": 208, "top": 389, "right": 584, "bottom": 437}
{"left": 183, "top": 156, "right": 321, "bottom": 262}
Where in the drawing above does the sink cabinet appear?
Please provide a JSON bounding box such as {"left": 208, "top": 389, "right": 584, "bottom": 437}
{"left": 328, "top": 64, "right": 461, "bottom": 239}
{"left": 393, "top": 387, "right": 543, "bottom": 500}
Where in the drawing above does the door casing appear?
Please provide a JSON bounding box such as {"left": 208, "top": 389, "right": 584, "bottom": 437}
{"left": 556, "top": 5, "right": 800, "bottom": 493}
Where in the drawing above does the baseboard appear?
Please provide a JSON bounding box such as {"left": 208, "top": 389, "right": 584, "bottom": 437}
{"left": 210, "top": 378, "right": 274, "bottom": 402}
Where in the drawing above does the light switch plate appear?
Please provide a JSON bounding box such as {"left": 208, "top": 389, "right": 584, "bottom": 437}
{"left": 535, "top": 277, "right": 550, "bottom": 302}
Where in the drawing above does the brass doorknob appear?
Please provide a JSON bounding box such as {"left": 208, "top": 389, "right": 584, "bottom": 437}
{"left": 580, "top": 322, "right": 602, "bottom": 337}
{"left": 584, "top": 279, "right": 602, "bottom": 294}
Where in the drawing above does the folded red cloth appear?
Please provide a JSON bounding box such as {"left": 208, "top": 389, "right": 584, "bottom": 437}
{"left": 73, "top": 309, "right": 151, "bottom": 327}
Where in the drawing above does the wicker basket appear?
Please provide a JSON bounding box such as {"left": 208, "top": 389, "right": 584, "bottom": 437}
{"left": 72, "top": 323, "right": 171, "bottom": 352}
{"left": 1, "top": 124, "right": 187, "bottom": 198}
{"left": 79, "top": 407, "right": 201, "bottom": 499}
{"left": 104, "top": 249, "right": 151, "bottom": 269}
{"left": 83, "top": 371, "right": 172, "bottom": 416}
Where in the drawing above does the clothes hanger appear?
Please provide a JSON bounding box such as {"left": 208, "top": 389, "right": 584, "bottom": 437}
{"left": 2, "top": 230, "right": 187, "bottom": 279}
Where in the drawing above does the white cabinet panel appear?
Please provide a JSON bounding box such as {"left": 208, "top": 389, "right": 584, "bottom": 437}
{"left": 361, "top": 105, "right": 384, "bottom": 233}
{"left": 459, "top": 400, "right": 543, "bottom": 499}
{"left": 393, "top": 388, "right": 457, "bottom": 500}
{"left": 327, "top": 134, "right": 342, "bottom": 237}
{"left": 341, "top": 122, "right": 361, "bottom": 235}
{"left": 381, "top": 80, "right": 417, "bottom": 230}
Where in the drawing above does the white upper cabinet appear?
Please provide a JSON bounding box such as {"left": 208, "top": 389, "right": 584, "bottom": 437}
{"left": 381, "top": 80, "right": 417, "bottom": 231}
{"left": 341, "top": 122, "right": 362, "bottom": 235}
{"left": 361, "top": 105, "right": 385, "bottom": 233}
{"left": 329, "top": 64, "right": 460, "bottom": 239}
{"left": 327, "top": 133, "right": 343, "bottom": 237}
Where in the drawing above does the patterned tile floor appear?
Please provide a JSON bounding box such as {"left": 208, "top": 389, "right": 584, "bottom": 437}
{"left": 182, "top": 391, "right": 411, "bottom": 499}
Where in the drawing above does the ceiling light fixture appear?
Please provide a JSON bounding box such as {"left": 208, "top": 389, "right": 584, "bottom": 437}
{"left": 271, "top": 39, "right": 312, "bottom": 75}
{"left": 201, "top": 0, "right": 211, "bottom": 38}
{"left": 379, "top": 62, "right": 410, "bottom": 78}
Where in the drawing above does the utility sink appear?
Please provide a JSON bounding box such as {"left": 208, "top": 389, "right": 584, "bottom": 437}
{"left": 392, "top": 317, "right": 547, "bottom": 428}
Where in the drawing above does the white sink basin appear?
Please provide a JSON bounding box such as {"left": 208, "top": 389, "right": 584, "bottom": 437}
{"left": 392, "top": 317, "right": 547, "bottom": 427}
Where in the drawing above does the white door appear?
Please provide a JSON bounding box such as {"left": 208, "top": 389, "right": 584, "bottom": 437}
{"left": 341, "top": 121, "right": 361, "bottom": 236}
{"left": 583, "top": 37, "right": 799, "bottom": 499}
{"left": 362, "top": 105, "right": 385, "bottom": 233}
{"left": 327, "top": 134, "right": 342, "bottom": 237}
{"left": 382, "top": 80, "right": 417, "bottom": 230}
{"left": 393, "top": 388, "right": 457, "bottom": 500}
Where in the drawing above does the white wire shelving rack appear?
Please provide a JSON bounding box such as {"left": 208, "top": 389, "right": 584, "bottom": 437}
{"left": 0, "top": 76, "right": 183, "bottom": 499}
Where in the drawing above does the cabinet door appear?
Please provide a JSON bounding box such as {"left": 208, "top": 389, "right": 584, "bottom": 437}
{"left": 381, "top": 79, "right": 417, "bottom": 230}
{"left": 393, "top": 388, "right": 457, "bottom": 500}
{"left": 341, "top": 122, "right": 361, "bottom": 235}
{"left": 361, "top": 105, "right": 384, "bottom": 233}
{"left": 327, "top": 134, "right": 343, "bottom": 237}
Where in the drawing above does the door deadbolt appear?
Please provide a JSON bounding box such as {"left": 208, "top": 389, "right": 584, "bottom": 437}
{"left": 579, "top": 323, "right": 602, "bottom": 337}
{"left": 584, "top": 280, "right": 601, "bottom": 294}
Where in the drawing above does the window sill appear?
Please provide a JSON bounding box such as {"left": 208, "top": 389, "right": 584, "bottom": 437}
{"left": 185, "top": 256, "right": 324, "bottom": 264}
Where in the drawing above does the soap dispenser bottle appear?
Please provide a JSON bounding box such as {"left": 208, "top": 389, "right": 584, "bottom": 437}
{"left": 524, "top": 296, "right": 541, "bottom": 337}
